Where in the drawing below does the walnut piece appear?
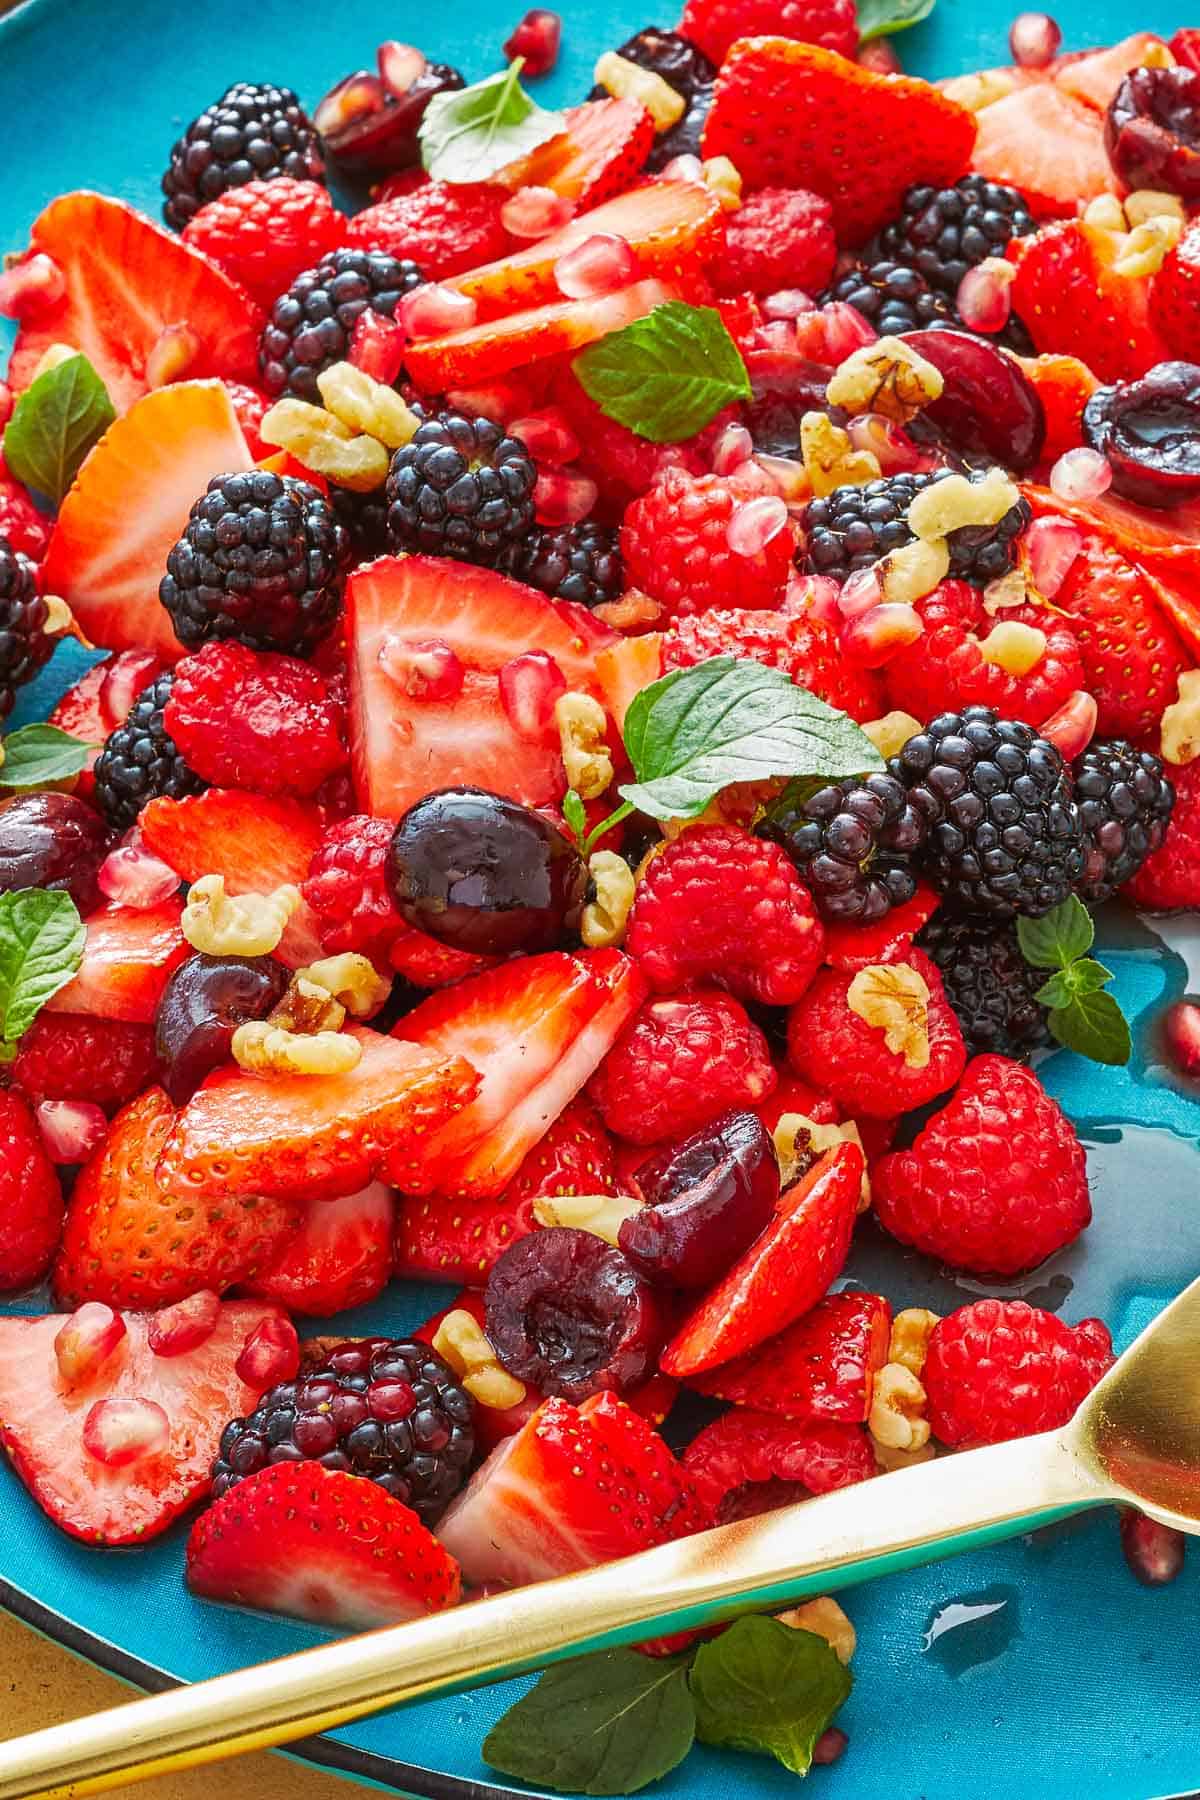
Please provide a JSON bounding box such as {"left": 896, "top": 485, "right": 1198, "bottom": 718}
{"left": 826, "top": 336, "right": 944, "bottom": 425}
{"left": 702, "top": 156, "right": 742, "bottom": 210}
{"left": 581, "top": 850, "right": 637, "bottom": 948}
{"left": 800, "top": 411, "right": 882, "bottom": 498}
{"left": 873, "top": 1438, "right": 937, "bottom": 1472}
{"left": 532, "top": 1191, "right": 644, "bottom": 1246}
{"left": 1161, "top": 668, "right": 1200, "bottom": 765}
{"left": 317, "top": 362, "right": 420, "bottom": 450}
{"left": 772, "top": 1113, "right": 871, "bottom": 1210}
{"left": 231, "top": 1020, "right": 362, "bottom": 1076}
{"left": 977, "top": 619, "right": 1047, "bottom": 676}
{"left": 868, "top": 1360, "right": 930, "bottom": 1452}
{"left": 776, "top": 1597, "right": 857, "bottom": 1665}
{"left": 269, "top": 975, "right": 346, "bottom": 1037}
{"left": 296, "top": 952, "right": 392, "bottom": 1018}
{"left": 1113, "top": 213, "right": 1183, "bottom": 279}
{"left": 182, "top": 875, "right": 300, "bottom": 957}
{"left": 1123, "top": 188, "right": 1186, "bottom": 227}
{"left": 862, "top": 710, "right": 923, "bottom": 759}
{"left": 939, "top": 68, "right": 1016, "bottom": 111}
{"left": 555, "top": 691, "right": 613, "bottom": 799}
{"left": 592, "top": 589, "right": 665, "bottom": 632}
{"left": 847, "top": 961, "right": 931, "bottom": 1069}
{"left": 982, "top": 568, "right": 1032, "bottom": 615}
{"left": 260, "top": 397, "right": 390, "bottom": 492}
{"left": 888, "top": 1307, "right": 940, "bottom": 1377}
{"left": 593, "top": 52, "right": 685, "bottom": 130}
{"left": 907, "top": 467, "right": 1021, "bottom": 542}
{"left": 877, "top": 534, "right": 950, "bottom": 605}
{"left": 432, "top": 1308, "right": 526, "bottom": 1410}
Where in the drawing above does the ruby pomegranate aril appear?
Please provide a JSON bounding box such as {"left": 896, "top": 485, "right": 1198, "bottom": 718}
{"left": 1039, "top": 689, "right": 1098, "bottom": 759}
{"left": 82, "top": 1397, "right": 170, "bottom": 1468}
{"left": 377, "top": 40, "right": 428, "bottom": 97}
{"left": 235, "top": 1316, "right": 300, "bottom": 1389}
{"left": 955, "top": 263, "right": 1013, "bottom": 336}
{"left": 37, "top": 1099, "right": 108, "bottom": 1164}
{"left": 508, "top": 410, "right": 580, "bottom": 465}
{"left": 499, "top": 650, "right": 567, "bottom": 742}
{"left": 554, "top": 233, "right": 638, "bottom": 300}
{"left": 379, "top": 634, "right": 465, "bottom": 702}
{"left": 1164, "top": 999, "right": 1200, "bottom": 1076}
{"left": 97, "top": 846, "right": 181, "bottom": 910}
{"left": 397, "top": 283, "right": 478, "bottom": 341}
{"left": 350, "top": 311, "right": 408, "bottom": 385}
{"left": 841, "top": 602, "right": 924, "bottom": 666}
{"left": 54, "top": 1303, "right": 127, "bottom": 1386}
{"left": 0, "top": 253, "right": 65, "bottom": 320}
{"left": 501, "top": 186, "right": 576, "bottom": 239}
{"left": 1025, "top": 515, "right": 1084, "bottom": 599}
{"left": 1050, "top": 446, "right": 1113, "bottom": 503}
{"left": 727, "top": 494, "right": 788, "bottom": 558}
{"left": 533, "top": 467, "right": 597, "bottom": 525}
{"left": 503, "top": 8, "right": 562, "bottom": 76}
{"left": 1009, "top": 10, "right": 1062, "bottom": 67}
{"left": 147, "top": 1289, "right": 221, "bottom": 1358}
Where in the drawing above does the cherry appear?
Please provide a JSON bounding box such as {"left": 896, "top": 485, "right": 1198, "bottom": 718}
{"left": 484, "top": 1227, "right": 668, "bottom": 1400}
{"left": 1106, "top": 66, "right": 1200, "bottom": 200}
{"left": 154, "top": 953, "right": 289, "bottom": 1102}
{"left": 1082, "top": 363, "right": 1200, "bottom": 508}
{"left": 619, "top": 1110, "right": 780, "bottom": 1288}
{"left": 314, "top": 52, "right": 464, "bottom": 180}
{"left": 0, "top": 792, "right": 110, "bottom": 916}
{"left": 900, "top": 328, "right": 1046, "bottom": 470}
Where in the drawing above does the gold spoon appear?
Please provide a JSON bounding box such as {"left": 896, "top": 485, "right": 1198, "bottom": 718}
{"left": 1, "top": 1274, "right": 1198, "bottom": 1800}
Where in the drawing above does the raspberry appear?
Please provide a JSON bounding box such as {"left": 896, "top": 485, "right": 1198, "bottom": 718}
{"left": 303, "top": 815, "right": 403, "bottom": 958}
{"left": 12, "top": 1014, "right": 159, "bottom": 1112}
{"left": 1122, "top": 756, "right": 1199, "bottom": 912}
{"left": 628, "top": 825, "right": 824, "bottom": 1006}
{"left": 755, "top": 1070, "right": 842, "bottom": 1132}
{"left": 0, "top": 480, "right": 50, "bottom": 563}
{"left": 713, "top": 187, "right": 837, "bottom": 298}
{"left": 182, "top": 178, "right": 345, "bottom": 307}
{"left": 164, "top": 642, "right": 346, "bottom": 797}
{"left": 923, "top": 1299, "right": 1113, "bottom": 1447}
{"left": 873, "top": 1054, "right": 1091, "bottom": 1275}
{"left": 679, "top": 0, "right": 857, "bottom": 67}
{"left": 345, "top": 183, "right": 511, "bottom": 280}
{"left": 222, "top": 381, "right": 271, "bottom": 459}
{"left": 883, "top": 583, "right": 1085, "bottom": 730}
{"left": 682, "top": 1411, "right": 874, "bottom": 1522}
{"left": 620, "top": 469, "right": 792, "bottom": 618}
{"left": 662, "top": 605, "right": 884, "bottom": 722}
{"left": 588, "top": 990, "right": 777, "bottom": 1145}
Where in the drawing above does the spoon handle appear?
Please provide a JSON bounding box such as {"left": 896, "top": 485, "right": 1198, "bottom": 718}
{"left": 0, "top": 1428, "right": 1110, "bottom": 1800}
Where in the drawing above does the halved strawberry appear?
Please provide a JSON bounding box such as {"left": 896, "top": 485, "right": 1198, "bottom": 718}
{"left": 970, "top": 85, "right": 1116, "bottom": 218}
{"left": 0, "top": 1298, "right": 286, "bottom": 1544}
{"left": 345, "top": 554, "right": 615, "bottom": 819}
{"left": 1051, "top": 530, "right": 1191, "bottom": 740}
{"left": 54, "top": 1087, "right": 301, "bottom": 1310}
{"left": 686, "top": 1291, "right": 892, "bottom": 1423}
{"left": 40, "top": 381, "right": 254, "bottom": 663}
{"left": 822, "top": 885, "right": 941, "bottom": 972}
{"left": 5, "top": 192, "right": 260, "bottom": 413}
{"left": 496, "top": 99, "right": 656, "bottom": 207}
{"left": 594, "top": 634, "right": 664, "bottom": 731}
{"left": 661, "top": 1142, "right": 864, "bottom": 1378}
{"left": 388, "top": 951, "right": 646, "bottom": 1200}
{"left": 1053, "top": 32, "right": 1169, "bottom": 112}
{"left": 186, "top": 1462, "right": 461, "bottom": 1628}
{"left": 158, "top": 1026, "right": 479, "bottom": 1203}
{"left": 45, "top": 900, "right": 187, "bottom": 1025}
{"left": 1011, "top": 219, "right": 1170, "bottom": 383}
{"left": 47, "top": 650, "right": 165, "bottom": 798}
{"left": 241, "top": 1181, "right": 393, "bottom": 1316}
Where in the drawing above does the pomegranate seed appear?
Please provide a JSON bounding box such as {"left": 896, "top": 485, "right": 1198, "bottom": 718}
{"left": 1039, "top": 689, "right": 1098, "bottom": 759}
{"left": 350, "top": 310, "right": 407, "bottom": 385}
{"left": 0, "top": 253, "right": 65, "bottom": 321}
{"left": 846, "top": 413, "right": 926, "bottom": 474}
{"left": 711, "top": 423, "right": 755, "bottom": 475}
{"left": 820, "top": 301, "right": 878, "bottom": 363}
{"left": 98, "top": 845, "right": 181, "bottom": 909}
{"left": 753, "top": 453, "right": 810, "bottom": 505}
{"left": 0, "top": 381, "right": 12, "bottom": 429}
{"left": 1025, "top": 514, "right": 1083, "bottom": 598}
{"left": 397, "top": 282, "right": 478, "bottom": 341}
{"left": 1050, "top": 446, "right": 1112, "bottom": 504}
{"left": 659, "top": 154, "right": 705, "bottom": 183}
{"left": 508, "top": 410, "right": 580, "bottom": 465}
{"left": 534, "top": 467, "right": 597, "bottom": 526}
{"left": 499, "top": 650, "right": 567, "bottom": 741}
{"left": 82, "top": 1397, "right": 169, "bottom": 1468}
{"left": 1120, "top": 1508, "right": 1186, "bottom": 1585}
{"left": 147, "top": 1289, "right": 221, "bottom": 1358}
{"left": 145, "top": 323, "right": 200, "bottom": 388}
{"left": 54, "top": 1303, "right": 127, "bottom": 1386}
{"left": 503, "top": 8, "right": 562, "bottom": 76}
{"left": 761, "top": 289, "right": 817, "bottom": 322}
{"left": 841, "top": 601, "right": 924, "bottom": 666}
{"left": 726, "top": 494, "right": 788, "bottom": 558}
{"left": 786, "top": 571, "right": 842, "bottom": 622}
{"left": 367, "top": 1378, "right": 418, "bottom": 1421}
{"left": 838, "top": 565, "right": 885, "bottom": 619}
{"left": 379, "top": 634, "right": 465, "bottom": 701}
{"left": 554, "top": 233, "right": 638, "bottom": 300}
{"left": 812, "top": 1727, "right": 849, "bottom": 1766}
{"left": 377, "top": 40, "right": 427, "bottom": 96}
{"left": 36, "top": 1100, "right": 107, "bottom": 1165}
{"left": 955, "top": 261, "right": 1014, "bottom": 335}
{"left": 314, "top": 73, "right": 385, "bottom": 137}
{"left": 236, "top": 1316, "right": 300, "bottom": 1390}
{"left": 501, "top": 185, "right": 576, "bottom": 240}
{"left": 1009, "top": 10, "right": 1062, "bottom": 68}
{"left": 1164, "top": 999, "right": 1200, "bottom": 1076}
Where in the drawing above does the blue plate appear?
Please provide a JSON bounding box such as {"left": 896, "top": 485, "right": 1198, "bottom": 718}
{"left": 3, "top": 2, "right": 1200, "bottom": 1795}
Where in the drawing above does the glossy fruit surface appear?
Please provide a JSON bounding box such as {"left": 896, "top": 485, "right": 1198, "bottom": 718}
{"left": 1105, "top": 65, "right": 1200, "bottom": 198}
{"left": 154, "top": 954, "right": 290, "bottom": 1102}
{"left": 0, "top": 793, "right": 109, "bottom": 915}
{"left": 315, "top": 57, "right": 464, "bottom": 178}
{"left": 1082, "top": 363, "right": 1200, "bottom": 507}
{"left": 901, "top": 328, "right": 1046, "bottom": 469}
{"left": 619, "top": 1110, "right": 780, "bottom": 1288}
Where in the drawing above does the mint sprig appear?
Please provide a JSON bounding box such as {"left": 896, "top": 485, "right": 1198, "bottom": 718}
{"left": 1017, "top": 896, "right": 1131, "bottom": 1066}
{"left": 561, "top": 786, "right": 589, "bottom": 857}
{"left": 2, "top": 353, "right": 115, "bottom": 504}
{"left": 1, "top": 724, "right": 94, "bottom": 790}
{"left": 857, "top": 0, "right": 936, "bottom": 40}
{"left": 419, "top": 61, "right": 564, "bottom": 183}
{"left": 691, "top": 1617, "right": 852, "bottom": 1775}
{"left": 0, "top": 890, "right": 85, "bottom": 1059}
{"left": 573, "top": 302, "right": 752, "bottom": 443}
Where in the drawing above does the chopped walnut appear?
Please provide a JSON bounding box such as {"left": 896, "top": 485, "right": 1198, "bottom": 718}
{"left": 592, "top": 589, "right": 665, "bottom": 632}
{"left": 316, "top": 362, "right": 420, "bottom": 450}
{"left": 40, "top": 594, "right": 77, "bottom": 640}
{"left": 772, "top": 1113, "right": 871, "bottom": 1210}
{"left": 847, "top": 961, "right": 930, "bottom": 1069}
{"left": 581, "top": 850, "right": 637, "bottom": 948}
{"left": 862, "top": 710, "right": 923, "bottom": 759}
{"left": 260, "top": 397, "right": 390, "bottom": 492}
{"left": 555, "top": 691, "right": 613, "bottom": 799}
{"left": 939, "top": 68, "right": 1017, "bottom": 111}
{"left": 702, "top": 156, "right": 743, "bottom": 210}
{"left": 873, "top": 1437, "right": 937, "bottom": 1472}
{"left": 296, "top": 952, "right": 391, "bottom": 1018}
{"left": 1140, "top": 38, "right": 1176, "bottom": 67}
{"left": 868, "top": 1360, "right": 930, "bottom": 1452}
{"left": 1082, "top": 193, "right": 1129, "bottom": 232}
{"left": 531, "top": 1191, "right": 644, "bottom": 1246}
{"left": 825, "top": 336, "right": 944, "bottom": 425}
{"left": 1113, "top": 213, "right": 1183, "bottom": 279}
{"left": 182, "top": 875, "right": 300, "bottom": 957}
{"left": 432, "top": 1308, "right": 526, "bottom": 1410}
{"left": 1123, "top": 188, "right": 1186, "bottom": 227}
{"left": 888, "top": 1307, "right": 939, "bottom": 1377}
{"left": 982, "top": 567, "right": 1032, "bottom": 615}
{"left": 907, "top": 467, "right": 1021, "bottom": 542}
{"left": 877, "top": 534, "right": 950, "bottom": 605}
{"left": 776, "top": 1597, "right": 857, "bottom": 1665}
{"left": 269, "top": 974, "right": 347, "bottom": 1037}
{"left": 977, "top": 619, "right": 1047, "bottom": 676}
{"left": 800, "top": 411, "right": 882, "bottom": 498}
{"left": 593, "top": 51, "right": 685, "bottom": 130}
{"left": 1161, "top": 669, "right": 1200, "bottom": 765}
{"left": 231, "top": 1020, "right": 362, "bottom": 1076}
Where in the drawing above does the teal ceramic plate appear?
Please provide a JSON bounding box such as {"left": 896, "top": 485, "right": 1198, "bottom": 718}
{"left": 3, "top": 1, "right": 1200, "bottom": 1794}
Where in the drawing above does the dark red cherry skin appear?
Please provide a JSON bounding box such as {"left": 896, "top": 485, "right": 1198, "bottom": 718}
{"left": 1106, "top": 66, "right": 1200, "bottom": 200}
{"left": 1083, "top": 362, "right": 1200, "bottom": 508}
{"left": 900, "top": 328, "right": 1046, "bottom": 471}
{"left": 386, "top": 786, "right": 587, "bottom": 956}
{"left": 154, "top": 953, "right": 290, "bottom": 1102}
{"left": 619, "top": 1110, "right": 780, "bottom": 1289}
{"left": 484, "top": 1227, "right": 668, "bottom": 1400}
{"left": 316, "top": 62, "right": 464, "bottom": 179}
{"left": 0, "top": 792, "right": 110, "bottom": 916}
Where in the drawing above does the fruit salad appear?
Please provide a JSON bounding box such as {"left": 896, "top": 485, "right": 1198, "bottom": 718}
{"left": 0, "top": 1, "right": 1199, "bottom": 1788}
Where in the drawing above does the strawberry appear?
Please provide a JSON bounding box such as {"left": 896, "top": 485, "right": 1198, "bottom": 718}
{"left": 47, "top": 650, "right": 165, "bottom": 799}
{"left": 0, "top": 1299, "right": 286, "bottom": 1543}
{"left": 685, "top": 1291, "right": 892, "bottom": 1423}
{"left": 821, "top": 885, "right": 941, "bottom": 973}
{"left": 495, "top": 99, "right": 656, "bottom": 207}
{"left": 394, "top": 1096, "right": 615, "bottom": 1284}
{"left": 1053, "top": 32, "right": 1170, "bottom": 112}
{"left": 54, "top": 1088, "right": 302, "bottom": 1309}
{"left": 1053, "top": 531, "right": 1191, "bottom": 741}
{"left": 1126, "top": 758, "right": 1200, "bottom": 912}
{"left": 1013, "top": 353, "right": 1100, "bottom": 461}
{"left": 682, "top": 0, "right": 858, "bottom": 65}
{"left": 40, "top": 381, "right": 255, "bottom": 663}
{"left": 702, "top": 41, "right": 977, "bottom": 245}
{"left": 1150, "top": 222, "right": 1200, "bottom": 360}
{"left": 45, "top": 900, "right": 188, "bottom": 1025}
{"left": 389, "top": 950, "right": 646, "bottom": 1200}
{"left": 240, "top": 1181, "right": 393, "bottom": 1316}
{"left": 682, "top": 1411, "right": 875, "bottom": 1521}
{"left": 969, "top": 84, "right": 1116, "bottom": 218}
{"left": 0, "top": 1091, "right": 63, "bottom": 1291}
{"left": 345, "top": 554, "right": 615, "bottom": 819}
{"left": 157, "top": 1027, "right": 480, "bottom": 1204}
{"left": 1010, "top": 220, "right": 1170, "bottom": 382}
{"left": 389, "top": 927, "right": 495, "bottom": 989}
{"left": 186, "top": 1462, "right": 461, "bottom": 1628}
{"left": 594, "top": 634, "right": 664, "bottom": 731}
{"left": 661, "top": 1142, "right": 864, "bottom": 1377}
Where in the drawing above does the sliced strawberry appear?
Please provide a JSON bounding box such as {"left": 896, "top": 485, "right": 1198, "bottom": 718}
{"left": 240, "top": 1181, "right": 393, "bottom": 1316}
{"left": 388, "top": 950, "right": 646, "bottom": 1200}
{"left": 1053, "top": 32, "right": 1169, "bottom": 112}
{"left": 0, "top": 1091, "right": 63, "bottom": 1291}
{"left": 970, "top": 85, "right": 1116, "bottom": 217}
{"left": 388, "top": 927, "right": 495, "bottom": 989}
{"left": 158, "top": 1026, "right": 479, "bottom": 1203}
{"left": 40, "top": 382, "right": 254, "bottom": 662}
{"left": 683, "top": 1411, "right": 875, "bottom": 1521}
{"left": 1011, "top": 219, "right": 1170, "bottom": 383}
{"left": 45, "top": 900, "right": 187, "bottom": 1025}
{"left": 594, "top": 634, "right": 664, "bottom": 731}
{"left": 6, "top": 192, "right": 260, "bottom": 414}
{"left": 186, "top": 1462, "right": 461, "bottom": 1628}
{"left": 496, "top": 99, "right": 656, "bottom": 207}
{"left": 661, "top": 1142, "right": 863, "bottom": 1378}
{"left": 0, "top": 1299, "right": 285, "bottom": 1544}
{"left": 686, "top": 1291, "right": 892, "bottom": 1423}
{"left": 345, "top": 554, "right": 615, "bottom": 818}
{"left": 1053, "top": 531, "right": 1191, "bottom": 740}
{"left": 822, "top": 885, "right": 941, "bottom": 972}
{"left": 404, "top": 277, "right": 681, "bottom": 390}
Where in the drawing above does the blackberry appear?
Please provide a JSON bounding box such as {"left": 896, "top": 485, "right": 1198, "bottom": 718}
{"left": 760, "top": 771, "right": 929, "bottom": 924}
{"left": 498, "top": 521, "right": 623, "bottom": 606}
{"left": 896, "top": 705, "right": 1085, "bottom": 920}
{"left": 260, "top": 248, "right": 425, "bottom": 402}
{"left": 822, "top": 260, "right": 956, "bottom": 336}
{"left": 159, "top": 470, "right": 348, "bottom": 655}
{"left": 162, "top": 81, "right": 323, "bottom": 230}
{"left": 210, "top": 1336, "right": 474, "bottom": 1524}
{"left": 1073, "top": 738, "right": 1176, "bottom": 903}
{"left": 0, "top": 535, "right": 51, "bottom": 721}
{"left": 93, "top": 671, "right": 206, "bottom": 834}
{"left": 799, "top": 468, "right": 1031, "bottom": 586}
{"left": 330, "top": 484, "right": 389, "bottom": 560}
{"left": 869, "top": 176, "right": 1036, "bottom": 301}
{"left": 918, "top": 914, "right": 1051, "bottom": 1061}
{"left": 589, "top": 26, "right": 716, "bottom": 171}
{"left": 385, "top": 412, "right": 537, "bottom": 566}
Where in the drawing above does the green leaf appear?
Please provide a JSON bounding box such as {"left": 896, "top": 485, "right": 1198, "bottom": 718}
{"left": 1, "top": 724, "right": 94, "bottom": 790}
{"left": 0, "top": 890, "right": 85, "bottom": 1048}
{"left": 1034, "top": 970, "right": 1077, "bottom": 1012}
{"left": 857, "top": 0, "right": 936, "bottom": 39}
{"left": 618, "top": 656, "right": 884, "bottom": 822}
{"left": 562, "top": 787, "right": 588, "bottom": 855}
{"left": 419, "top": 61, "right": 565, "bottom": 183}
{"left": 573, "top": 303, "right": 752, "bottom": 443}
{"left": 1016, "top": 896, "right": 1094, "bottom": 970}
{"left": 482, "top": 1649, "right": 695, "bottom": 1796}
{"left": 2, "top": 354, "right": 115, "bottom": 504}
{"left": 690, "top": 1617, "right": 852, "bottom": 1777}
{"left": 1048, "top": 988, "right": 1132, "bottom": 1067}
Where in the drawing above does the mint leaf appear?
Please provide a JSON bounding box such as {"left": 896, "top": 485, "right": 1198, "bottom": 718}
{"left": 562, "top": 787, "right": 588, "bottom": 855}
{"left": 1048, "top": 987, "right": 1132, "bottom": 1066}
{"left": 619, "top": 656, "right": 884, "bottom": 822}
{"left": 420, "top": 61, "right": 564, "bottom": 183}
{"left": 573, "top": 303, "right": 752, "bottom": 443}
{"left": 0, "top": 890, "right": 85, "bottom": 1048}
{"left": 2, "top": 354, "right": 115, "bottom": 504}
{"left": 1034, "top": 970, "right": 1077, "bottom": 1012}
{"left": 1017, "top": 898, "right": 1130, "bottom": 1064}
{"left": 482, "top": 1650, "right": 695, "bottom": 1795}
{"left": 857, "top": 0, "right": 936, "bottom": 39}
{"left": 690, "top": 1617, "right": 851, "bottom": 1777}
{"left": 2, "top": 724, "right": 94, "bottom": 790}
{"left": 1017, "top": 896, "right": 1094, "bottom": 969}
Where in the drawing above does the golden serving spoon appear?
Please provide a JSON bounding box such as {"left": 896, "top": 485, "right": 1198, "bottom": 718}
{"left": 1, "top": 1274, "right": 1198, "bottom": 1800}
